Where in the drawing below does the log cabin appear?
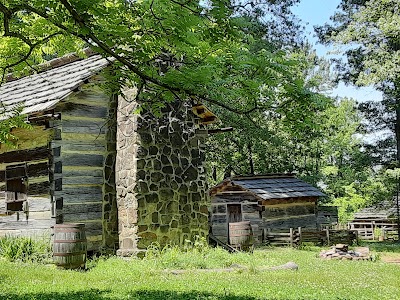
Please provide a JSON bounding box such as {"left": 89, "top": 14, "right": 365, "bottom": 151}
{"left": 0, "top": 53, "right": 216, "bottom": 255}
{"left": 209, "top": 174, "right": 326, "bottom": 244}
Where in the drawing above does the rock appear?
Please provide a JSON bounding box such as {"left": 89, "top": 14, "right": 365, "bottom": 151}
{"left": 268, "top": 262, "right": 299, "bottom": 271}
{"left": 354, "top": 247, "right": 370, "bottom": 257}
{"left": 335, "top": 244, "right": 348, "bottom": 252}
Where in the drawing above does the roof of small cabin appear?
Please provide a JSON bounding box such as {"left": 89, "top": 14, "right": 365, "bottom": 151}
{"left": 0, "top": 54, "right": 112, "bottom": 117}
{"left": 210, "top": 174, "right": 326, "bottom": 200}
{"left": 353, "top": 199, "right": 398, "bottom": 220}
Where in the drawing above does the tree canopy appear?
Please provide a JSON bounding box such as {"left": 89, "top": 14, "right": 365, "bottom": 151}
{"left": 0, "top": 0, "right": 315, "bottom": 116}
{"left": 316, "top": 0, "right": 400, "bottom": 164}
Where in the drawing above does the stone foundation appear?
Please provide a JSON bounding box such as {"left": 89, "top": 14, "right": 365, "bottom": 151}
{"left": 116, "top": 90, "right": 209, "bottom": 255}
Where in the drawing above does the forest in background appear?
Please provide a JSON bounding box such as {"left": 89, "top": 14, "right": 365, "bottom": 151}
{"left": 1, "top": 0, "right": 399, "bottom": 222}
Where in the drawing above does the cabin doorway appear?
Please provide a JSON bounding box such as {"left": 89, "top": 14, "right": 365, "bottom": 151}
{"left": 227, "top": 204, "right": 242, "bottom": 223}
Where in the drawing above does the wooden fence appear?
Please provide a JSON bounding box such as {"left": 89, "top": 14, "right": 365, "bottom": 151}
{"left": 263, "top": 227, "right": 358, "bottom": 247}
{"left": 347, "top": 221, "right": 399, "bottom": 241}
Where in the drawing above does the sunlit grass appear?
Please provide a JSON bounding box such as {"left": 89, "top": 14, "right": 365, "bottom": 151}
{"left": 0, "top": 243, "right": 399, "bottom": 300}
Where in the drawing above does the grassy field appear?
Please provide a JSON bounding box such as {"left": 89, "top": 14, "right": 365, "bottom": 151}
{"left": 0, "top": 242, "right": 400, "bottom": 300}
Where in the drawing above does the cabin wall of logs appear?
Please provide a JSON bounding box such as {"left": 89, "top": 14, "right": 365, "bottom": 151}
{"left": 52, "top": 82, "right": 117, "bottom": 251}
{"left": 0, "top": 80, "right": 117, "bottom": 251}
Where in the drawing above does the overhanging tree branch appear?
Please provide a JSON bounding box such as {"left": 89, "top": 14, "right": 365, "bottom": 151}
{"left": 1, "top": 1, "right": 267, "bottom": 115}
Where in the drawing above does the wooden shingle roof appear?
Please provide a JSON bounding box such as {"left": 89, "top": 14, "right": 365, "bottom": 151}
{"left": 0, "top": 55, "right": 112, "bottom": 117}
{"left": 211, "top": 174, "right": 325, "bottom": 200}
{"left": 353, "top": 199, "right": 398, "bottom": 220}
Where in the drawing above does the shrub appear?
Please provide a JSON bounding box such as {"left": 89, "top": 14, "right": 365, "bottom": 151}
{"left": 0, "top": 236, "right": 52, "bottom": 263}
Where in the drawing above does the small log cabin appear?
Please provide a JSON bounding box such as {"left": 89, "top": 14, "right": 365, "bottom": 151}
{"left": 348, "top": 198, "right": 399, "bottom": 239}
{"left": 0, "top": 52, "right": 216, "bottom": 254}
{"left": 209, "top": 174, "right": 326, "bottom": 244}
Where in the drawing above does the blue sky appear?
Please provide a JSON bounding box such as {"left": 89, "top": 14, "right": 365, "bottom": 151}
{"left": 292, "top": 0, "right": 382, "bottom": 103}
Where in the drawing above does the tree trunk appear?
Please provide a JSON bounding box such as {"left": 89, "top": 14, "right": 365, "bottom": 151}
{"left": 396, "top": 103, "right": 400, "bottom": 166}
{"left": 247, "top": 143, "right": 254, "bottom": 175}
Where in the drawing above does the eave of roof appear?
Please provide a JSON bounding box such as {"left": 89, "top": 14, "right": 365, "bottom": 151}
{"left": 0, "top": 55, "right": 113, "bottom": 118}
{"left": 210, "top": 174, "right": 326, "bottom": 200}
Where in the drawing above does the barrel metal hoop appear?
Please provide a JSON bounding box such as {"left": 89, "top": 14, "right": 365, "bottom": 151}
{"left": 53, "top": 251, "right": 87, "bottom": 256}
{"left": 53, "top": 239, "right": 87, "bottom": 243}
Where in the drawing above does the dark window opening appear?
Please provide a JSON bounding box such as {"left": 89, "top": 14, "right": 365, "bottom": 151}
{"left": 5, "top": 163, "right": 28, "bottom": 212}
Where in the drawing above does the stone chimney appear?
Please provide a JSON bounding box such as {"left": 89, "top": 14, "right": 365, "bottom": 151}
{"left": 116, "top": 89, "right": 209, "bottom": 256}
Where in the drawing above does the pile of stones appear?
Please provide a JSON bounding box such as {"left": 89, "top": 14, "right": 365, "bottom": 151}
{"left": 319, "top": 244, "right": 371, "bottom": 260}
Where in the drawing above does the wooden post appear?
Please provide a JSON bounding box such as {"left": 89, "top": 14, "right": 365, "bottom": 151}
{"left": 289, "top": 228, "right": 294, "bottom": 247}
{"left": 325, "top": 229, "right": 330, "bottom": 246}
{"left": 263, "top": 228, "right": 267, "bottom": 244}
{"left": 372, "top": 221, "right": 375, "bottom": 240}
{"left": 298, "top": 227, "right": 302, "bottom": 246}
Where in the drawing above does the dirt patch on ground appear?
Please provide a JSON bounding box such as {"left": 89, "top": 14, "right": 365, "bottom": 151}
{"left": 381, "top": 254, "right": 400, "bottom": 265}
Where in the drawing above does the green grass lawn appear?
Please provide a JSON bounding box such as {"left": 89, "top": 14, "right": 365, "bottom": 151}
{"left": 1, "top": 244, "right": 400, "bottom": 300}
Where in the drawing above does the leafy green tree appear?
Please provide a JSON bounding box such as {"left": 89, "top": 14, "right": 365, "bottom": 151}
{"left": 316, "top": 0, "right": 400, "bottom": 164}
{"left": 0, "top": 106, "right": 31, "bottom": 146}
{"left": 0, "top": 0, "right": 309, "bottom": 115}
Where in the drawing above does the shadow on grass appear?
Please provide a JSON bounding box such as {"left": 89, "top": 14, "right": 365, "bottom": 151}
{"left": 361, "top": 241, "right": 400, "bottom": 253}
{"left": 0, "top": 289, "right": 264, "bottom": 300}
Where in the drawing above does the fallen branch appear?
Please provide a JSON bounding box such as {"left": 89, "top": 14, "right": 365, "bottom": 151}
{"left": 166, "top": 262, "right": 298, "bottom": 275}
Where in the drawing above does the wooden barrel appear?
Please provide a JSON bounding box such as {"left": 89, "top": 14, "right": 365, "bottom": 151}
{"left": 53, "top": 223, "right": 87, "bottom": 269}
{"left": 229, "top": 221, "right": 253, "bottom": 251}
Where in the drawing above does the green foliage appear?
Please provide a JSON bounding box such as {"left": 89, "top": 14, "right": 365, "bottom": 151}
{"left": 0, "top": 236, "right": 52, "bottom": 263}
{"left": 0, "top": 0, "right": 308, "bottom": 115}
{"left": 317, "top": 0, "right": 400, "bottom": 167}
{"left": 0, "top": 106, "right": 32, "bottom": 147}
{"left": 333, "top": 184, "right": 368, "bottom": 223}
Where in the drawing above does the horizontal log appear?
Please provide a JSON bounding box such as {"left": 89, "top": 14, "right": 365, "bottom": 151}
{"left": 259, "top": 197, "right": 318, "bottom": 206}
{"left": 265, "top": 232, "right": 292, "bottom": 237}
{"left": 62, "top": 202, "right": 103, "bottom": 214}
{"left": 211, "top": 204, "right": 226, "bottom": 214}
{"left": 264, "top": 215, "right": 317, "bottom": 230}
{"left": 55, "top": 186, "right": 103, "bottom": 203}
{"left": 61, "top": 153, "right": 104, "bottom": 167}
{"left": 242, "top": 204, "right": 260, "bottom": 213}
{"left": 62, "top": 211, "right": 102, "bottom": 222}
{"left": 59, "top": 102, "right": 108, "bottom": 119}
{"left": 28, "top": 162, "right": 49, "bottom": 178}
{"left": 262, "top": 206, "right": 316, "bottom": 219}
{"left": 211, "top": 214, "right": 227, "bottom": 224}
{"left": 61, "top": 167, "right": 103, "bottom": 178}
{"left": 242, "top": 212, "right": 260, "bottom": 221}
{"left": 212, "top": 195, "right": 258, "bottom": 203}
{"left": 62, "top": 176, "right": 103, "bottom": 185}
{"left": 51, "top": 141, "right": 106, "bottom": 153}
{"left": 62, "top": 124, "right": 107, "bottom": 135}
{"left": 0, "top": 146, "right": 50, "bottom": 164}
{"left": 266, "top": 237, "right": 293, "bottom": 242}
{"left": 0, "top": 217, "right": 54, "bottom": 230}
{"left": 61, "top": 133, "right": 106, "bottom": 143}
{"left": 29, "top": 181, "right": 50, "bottom": 196}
